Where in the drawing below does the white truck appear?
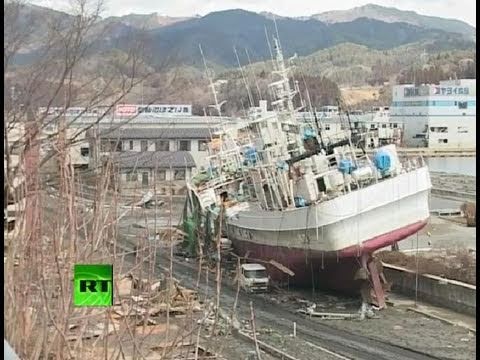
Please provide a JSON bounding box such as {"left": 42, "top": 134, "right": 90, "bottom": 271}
{"left": 239, "top": 263, "right": 269, "bottom": 293}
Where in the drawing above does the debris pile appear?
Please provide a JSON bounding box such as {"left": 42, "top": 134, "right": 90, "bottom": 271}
{"left": 65, "top": 274, "right": 217, "bottom": 359}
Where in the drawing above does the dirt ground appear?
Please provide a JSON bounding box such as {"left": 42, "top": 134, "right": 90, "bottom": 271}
{"left": 255, "top": 288, "right": 476, "bottom": 360}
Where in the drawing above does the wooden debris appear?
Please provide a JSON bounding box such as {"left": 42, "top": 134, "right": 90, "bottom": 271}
{"left": 296, "top": 309, "right": 358, "bottom": 319}
{"left": 237, "top": 330, "right": 299, "bottom": 360}
{"left": 269, "top": 260, "right": 295, "bottom": 276}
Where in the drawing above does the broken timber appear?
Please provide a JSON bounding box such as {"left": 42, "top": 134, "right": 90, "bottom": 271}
{"left": 296, "top": 309, "right": 358, "bottom": 320}
{"left": 237, "top": 330, "right": 300, "bottom": 360}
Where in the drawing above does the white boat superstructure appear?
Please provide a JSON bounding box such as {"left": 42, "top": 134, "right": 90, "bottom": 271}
{"left": 184, "top": 37, "right": 431, "bottom": 299}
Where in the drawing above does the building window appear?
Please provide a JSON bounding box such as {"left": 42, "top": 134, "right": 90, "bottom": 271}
{"left": 430, "top": 127, "right": 448, "bottom": 133}
{"left": 140, "top": 140, "right": 148, "bottom": 152}
{"left": 458, "top": 102, "right": 468, "bottom": 109}
{"left": 174, "top": 169, "right": 186, "bottom": 180}
{"left": 393, "top": 123, "right": 398, "bottom": 128}
{"left": 457, "top": 127, "right": 469, "bottom": 133}
{"left": 178, "top": 140, "right": 191, "bottom": 151}
{"left": 381, "top": 124, "right": 387, "bottom": 128}
{"left": 80, "top": 147, "right": 89, "bottom": 157}
{"left": 438, "top": 139, "right": 448, "bottom": 144}
{"left": 156, "top": 170, "right": 166, "bottom": 180}
{"left": 370, "top": 124, "right": 375, "bottom": 129}
{"left": 324, "top": 124, "right": 330, "bottom": 131}
{"left": 142, "top": 172, "right": 149, "bottom": 186}
{"left": 198, "top": 140, "right": 209, "bottom": 151}
{"left": 129, "top": 140, "right": 134, "bottom": 150}
{"left": 126, "top": 172, "right": 138, "bottom": 182}
{"left": 183, "top": 107, "right": 189, "bottom": 113}
{"left": 155, "top": 140, "right": 170, "bottom": 151}
{"left": 101, "top": 140, "right": 122, "bottom": 152}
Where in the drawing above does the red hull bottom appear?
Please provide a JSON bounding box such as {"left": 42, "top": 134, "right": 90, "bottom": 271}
{"left": 231, "top": 220, "right": 428, "bottom": 294}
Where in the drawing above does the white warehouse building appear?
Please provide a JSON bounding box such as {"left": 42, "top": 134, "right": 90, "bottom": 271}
{"left": 390, "top": 79, "right": 476, "bottom": 148}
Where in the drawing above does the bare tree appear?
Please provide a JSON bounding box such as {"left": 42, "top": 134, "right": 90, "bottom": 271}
{"left": 2, "top": 1, "right": 169, "bottom": 358}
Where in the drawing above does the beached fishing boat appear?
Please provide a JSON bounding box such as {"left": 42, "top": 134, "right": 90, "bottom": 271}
{"left": 184, "top": 38, "right": 431, "bottom": 304}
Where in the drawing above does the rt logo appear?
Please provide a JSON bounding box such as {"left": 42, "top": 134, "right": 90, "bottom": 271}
{"left": 74, "top": 264, "right": 113, "bottom": 307}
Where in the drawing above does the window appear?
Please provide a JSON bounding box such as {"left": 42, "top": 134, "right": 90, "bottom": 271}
{"left": 393, "top": 123, "right": 398, "bottom": 128}
{"left": 458, "top": 102, "right": 468, "bottom": 109}
{"left": 126, "top": 172, "right": 138, "bottom": 182}
{"left": 140, "top": 140, "right": 148, "bottom": 152}
{"left": 458, "top": 127, "right": 469, "bottom": 133}
{"left": 155, "top": 140, "right": 170, "bottom": 151}
{"left": 142, "top": 172, "right": 149, "bottom": 186}
{"left": 174, "top": 169, "right": 186, "bottom": 180}
{"left": 129, "top": 140, "right": 134, "bottom": 150}
{"left": 178, "top": 140, "right": 191, "bottom": 151}
{"left": 198, "top": 140, "right": 209, "bottom": 151}
{"left": 438, "top": 139, "right": 448, "bottom": 144}
{"left": 80, "top": 147, "right": 89, "bottom": 157}
{"left": 430, "top": 127, "right": 448, "bottom": 133}
{"left": 381, "top": 124, "right": 387, "bottom": 128}
{"left": 324, "top": 124, "right": 330, "bottom": 131}
{"left": 156, "top": 170, "right": 166, "bottom": 180}
{"left": 183, "top": 107, "right": 189, "bottom": 113}
{"left": 370, "top": 124, "right": 376, "bottom": 129}
{"left": 100, "top": 140, "right": 122, "bottom": 152}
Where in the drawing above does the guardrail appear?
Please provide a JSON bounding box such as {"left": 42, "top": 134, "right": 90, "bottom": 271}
{"left": 383, "top": 263, "right": 476, "bottom": 316}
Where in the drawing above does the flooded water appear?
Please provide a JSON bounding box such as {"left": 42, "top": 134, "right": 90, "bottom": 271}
{"left": 425, "top": 157, "right": 476, "bottom": 177}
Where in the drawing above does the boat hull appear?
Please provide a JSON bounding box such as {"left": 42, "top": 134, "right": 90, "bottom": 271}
{"left": 225, "top": 166, "right": 431, "bottom": 292}
{"left": 230, "top": 219, "right": 427, "bottom": 292}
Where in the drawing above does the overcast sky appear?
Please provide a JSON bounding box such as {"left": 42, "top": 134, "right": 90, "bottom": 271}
{"left": 31, "top": 0, "right": 476, "bottom": 26}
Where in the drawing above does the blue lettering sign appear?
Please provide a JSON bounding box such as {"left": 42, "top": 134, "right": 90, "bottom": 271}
{"left": 458, "top": 88, "right": 463, "bottom": 95}
{"left": 464, "top": 87, "right": 469, "bottom": 95}
{"left": 446, "top": 87, "right": 452, "bottom": 95}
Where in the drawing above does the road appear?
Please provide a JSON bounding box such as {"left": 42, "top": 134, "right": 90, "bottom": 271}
{"left": 117, "top": 230, "right": 447, "bottom": 360}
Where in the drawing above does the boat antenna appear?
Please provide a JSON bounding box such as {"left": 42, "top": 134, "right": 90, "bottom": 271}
{"left": 273, "top": 16, "right": 282, "bottom": 52}
{"left": 245, "top": 48, "right": 263, "bottom": 101}
{"left": 234, "top": 46, "right": 254, "bottom": 108}
{"left": 264, "top": 26, "right": 276, "bottom": 69}
{"left": 199, "top": 44, "right": 225, "bottom": 118}
{"left": 313, "top": 110, "right": 325, "bottom": 149}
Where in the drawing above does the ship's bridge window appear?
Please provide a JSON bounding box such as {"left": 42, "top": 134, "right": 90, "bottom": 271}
{"left": 430, "top": 127, "right": 448, "bottom": 133}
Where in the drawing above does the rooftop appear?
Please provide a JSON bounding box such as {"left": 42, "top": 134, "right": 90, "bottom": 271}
{"left": 93, "top": 127, "right": 218, "bottom": 140}
{"left": 241, "top": 263, "right": 266, "bottom": 271}
{"left": 109, "top": 151, "right": 196, "bottom": 169}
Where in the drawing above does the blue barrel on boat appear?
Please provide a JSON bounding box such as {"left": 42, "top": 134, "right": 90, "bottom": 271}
{"left": 303, "top": 128, "right": 316, "bottom": 140}
{"left": 294, "top": 196, "right": 306, "bottom": 208}
{"left": 338, "top": 159, "right": 354, "bottom": 174}
{"left": 374, "top": 150, "right": 391, "bottom": 172}
{"left": 244, "top": 147, "right": 257, "bottom": 164}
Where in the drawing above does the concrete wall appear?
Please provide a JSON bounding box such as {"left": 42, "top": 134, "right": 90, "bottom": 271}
{"left": 383, "top": 263, "right": 476, "bottom": 316}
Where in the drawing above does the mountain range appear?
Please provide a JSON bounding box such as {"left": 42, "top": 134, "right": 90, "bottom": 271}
{"left": 7, "top": 3, "right": 475, "bottom": 69}
{"left": 5, "top": 2, "right": 475, "bottom": 110}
